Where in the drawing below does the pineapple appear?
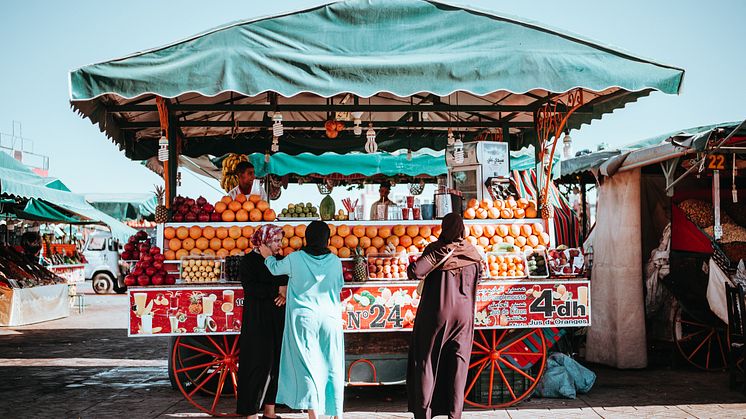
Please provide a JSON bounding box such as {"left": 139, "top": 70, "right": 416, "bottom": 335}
{"left": 353, "top": 247, "right": 368, "bottom": 282}
{"left": 188, "top": 293, "right": 203, "bottom": 314}
{"left": 154, "top": 185, "right": 168, "bottom": 223}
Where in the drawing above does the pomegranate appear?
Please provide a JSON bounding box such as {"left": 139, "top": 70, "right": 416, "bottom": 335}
{"left": 149, "top": 247, "right": 160, "bottom": 255}
{"left": 128, "top": 235, "right": 137, "bottom": 243}
{"left": 153, "top": 253, "right": 165, "bottom": 263}
{"left": 196, "top": 196, "right": 207, "bottom": 206}
{"left": 152, "top": 261, "right": 164, "bottom": 271}
{"left": 139, "top": 243, "right": 150, "bottom": 253}
{"left": 151, "top": 274, "right": 165, "bottom": 286}
{"left": 123, "top": 243, "right": 135, "bottom": 252}
{"left": 137, "top": 275, "right": 150, "bottom": 286}
{"left": 210, "top": 213, "right": 221, "bottom": 222}
{"left": 202, "top": 203, "right": 214, "bottom": 213}
{"left": 131, "top": 267, "right": 144, "bottom": 277}
{"left": 131, "top": 251, "right": 140, "bottom": 260}
{"left": 124, "top": 275, "right": 136, "bottom": 286}
{"left": 164, "top": 276, "right": 176, "bottom": 285}
{"left": 172, "top": 214, "right": 184, "bottom": 222}
{"left": 145, "top": 267, "right": 157, "bottom": 277}
{"left": 185, "top": 198, "right": 196, "bottom": 207}
{"left": 185, "top": 212, "right": 197, "bottom": 222}
{"left": 121, "top": 251, "right": 132, "bottom": 260}
{"left": 141, "top": 254, "right": 153, "bottom": 264}
{"left": 136, "top": 230, "right": 148, "bottom": 240}
{"left": 197, "top": 213, "right": 210, "bottom": 222}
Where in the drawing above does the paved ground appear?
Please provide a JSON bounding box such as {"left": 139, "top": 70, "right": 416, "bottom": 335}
{"left": 1, "top": 282, "right": 745, "bottom": 418}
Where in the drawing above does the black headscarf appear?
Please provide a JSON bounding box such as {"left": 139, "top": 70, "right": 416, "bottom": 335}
{"left": 419, "top": 212, "right": 481, "bottom": 271}
{"left": 301, "top": 220, "right": 331, "bottom": 256}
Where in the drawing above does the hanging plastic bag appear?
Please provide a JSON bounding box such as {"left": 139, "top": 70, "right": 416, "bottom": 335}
{"left": 645, "top": 223, "right": 671, "bottom": 316}
{"left": 535, "top": 352, "right": 596, "bottom": 399}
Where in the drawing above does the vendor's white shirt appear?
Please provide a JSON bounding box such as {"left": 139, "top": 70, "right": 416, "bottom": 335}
{"left": 229, "top": 180, "right": 267, "bottom": 200}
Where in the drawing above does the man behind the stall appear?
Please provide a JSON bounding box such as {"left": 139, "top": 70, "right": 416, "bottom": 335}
{"left": 229, "top": 161, "right": 267, "bottom": 200}
{"left": 369, "top": 182, "right": 394, "bottom": 220}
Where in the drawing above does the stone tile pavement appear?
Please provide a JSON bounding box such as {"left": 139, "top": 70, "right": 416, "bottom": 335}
{"left": 1, "top": 281, "right": 745, "bottom": 418}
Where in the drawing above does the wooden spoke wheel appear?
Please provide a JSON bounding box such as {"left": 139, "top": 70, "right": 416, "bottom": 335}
{"left": 672, "top": 306, "right": 727, "bottom": 371}
{"left": 172, "top": 335, "right": 241, "bottom": 416}
{"left": 465, "top": 328, "right": 547, "bottom": 409}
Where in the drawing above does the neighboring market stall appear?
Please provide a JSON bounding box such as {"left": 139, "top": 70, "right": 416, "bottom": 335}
{"left": 558, "top": 120, "right": 746, "bottom": 370}
{"left": 69, "top": 0, "right": 683, "bottom": 414}
{"left": 0, "top": 150, "right": 136, "bottom": 324}
{"left": 86, "top": 193, "right": 158, "bottom": 222}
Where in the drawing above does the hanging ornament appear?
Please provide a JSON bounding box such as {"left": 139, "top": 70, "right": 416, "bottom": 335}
{"left": 271, "top": 136, "right": 279, "bottom": 153}
{"left": 272, "top": 112, "right": 284, "bottom": 137}
{"left": 365, "top": 124, "right": 378, "bottom": 153}
{"left": 453, "top": 136, "right": 464, "bottom": 164}
{"left": 447, "top": 128, "right": 455, "bottom": 146}
{"left": 562, "top": 134, "right": 573, "bottom": 159}
{"left": 265, "top": 152, "right": 270, "bottom": 163}
{"left": 157, "top": 133, "right": 169, "bottom": 162}
{"left": 733, "top": 153, "right": 738, "bottom": 203}
{"left": 352, "top": 111, "right": 364, "bottom": 136}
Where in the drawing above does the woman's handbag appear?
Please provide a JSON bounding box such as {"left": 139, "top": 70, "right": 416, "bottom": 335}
{"left": 416, "top": 248, "right": 454, "bottom": 295}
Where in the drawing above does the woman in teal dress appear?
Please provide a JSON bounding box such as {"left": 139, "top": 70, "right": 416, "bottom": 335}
{"left": 260, "top": 221, "right": 344, "bottom": 419}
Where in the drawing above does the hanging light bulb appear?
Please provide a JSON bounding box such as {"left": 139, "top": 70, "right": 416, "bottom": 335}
{"left": 562, "top": 134, "right": 573, "bottom": 159}
{"left": 422, "top": 111, "right": 430, "bottom": 121}
{"left": 272, "top": 112, "right": 284, "bottom": 137}
{"left": 365, "top": 124, "right": 378, "bottom": 153}
{"left": 352, "top": 111, "right": 364, "bottom": 136}
{"left": 454, "top": 136, "right": 464, "bottom": 164}
{"left": 407, "top": 149, "right": 412, "bottom": 161}
{"left": 157, "top": 133, "right": 169, "bottom": 162}
{"left": 265, "top": 152, "right": 270, "bottom": 163}
{"left": 447, "top": 128, "right": 455, "bottom": 145}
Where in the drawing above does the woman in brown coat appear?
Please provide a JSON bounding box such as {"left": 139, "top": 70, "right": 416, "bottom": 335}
{"left": 407, "top": 213, "right": 483, "bottom": 419}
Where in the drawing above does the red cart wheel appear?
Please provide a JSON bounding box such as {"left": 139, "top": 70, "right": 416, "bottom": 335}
{"left": 172, "top": 335, "right": 241, "bottom": 416}
{"left": 672, "top": 306, "right": 727, "bottom": 371}
{"left": 464, "top": 328, "right": 547, "bottom": 409}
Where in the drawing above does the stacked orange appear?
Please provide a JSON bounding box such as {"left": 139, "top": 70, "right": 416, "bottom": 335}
{"left": 465, "top": 222, "right": 549, "bottom": 254}
{"left": 486, "top": 253, "right": 527, "bottom": 278}
{"left": 463, "top": 197, "right": 538, "bottom": 220}
{"left": 164, "top": 221, "right": 546, "bottom": 261}
{"left": 214, "top": 194, "right": 276, "bottom": 222}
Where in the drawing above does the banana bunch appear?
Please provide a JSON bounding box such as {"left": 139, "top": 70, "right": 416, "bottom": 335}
{"left": 220, "top": 153, "right": 247, "bottom": 192}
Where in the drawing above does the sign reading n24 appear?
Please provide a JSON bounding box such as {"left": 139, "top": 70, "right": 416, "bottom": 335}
{"left": 474, "top": 280, "right": 591, "bottom": 329}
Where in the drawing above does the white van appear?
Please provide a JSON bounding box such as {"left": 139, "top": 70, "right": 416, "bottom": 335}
{"left": 82, "top": 230, "right": 126, "bottom": 294}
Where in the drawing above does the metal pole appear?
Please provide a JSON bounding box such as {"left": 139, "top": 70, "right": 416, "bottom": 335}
{"left": 580, "top": 181, "right": 588, "bottom": 243}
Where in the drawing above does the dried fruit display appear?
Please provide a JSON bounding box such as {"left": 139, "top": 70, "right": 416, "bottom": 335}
{"left": 180, "top": 257, "right": 223, "bottom": 283}
{"left": 526, "top": 250, "right": 549, "bottom": 278}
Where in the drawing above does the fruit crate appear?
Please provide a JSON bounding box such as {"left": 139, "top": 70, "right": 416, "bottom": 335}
{"left": 525, "top": 250, "right": 550, "bottom": 279}
{"left": 485, "top": 252, "right": 528, "bottom": 279}
{"left": 367, "top": 253, "right": 410, "bottom": 280}
{"left": 547, "top": 248, "right": 585, "bottom": 278}
{"left": 178, "top": 255, "right": 224, "bottom": 284}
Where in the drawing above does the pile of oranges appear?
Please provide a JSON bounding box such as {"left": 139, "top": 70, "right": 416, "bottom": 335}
{"left": 163, "top": 221, "right": 547, "bottom": 261}
{"left": 214, "top": 194, "right": 276, "bottom": 223}
{"left": 486, "top": 253, "right": 527, "bottom": 278}
{"left": 465, "top": 222, "right": 549, "bottom": 254}
{"left": 325, "top": 224, "right": 440, "bottom": 258}
{"left": 463, "top": 197, "right": 538, "bottom": 220}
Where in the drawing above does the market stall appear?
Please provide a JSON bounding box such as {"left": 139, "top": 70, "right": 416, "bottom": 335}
{"left": 558, "top": 120, "right": 746, "bottom": 370}
{"left": 69, "top": 0, "right": 683, "bottom": 414}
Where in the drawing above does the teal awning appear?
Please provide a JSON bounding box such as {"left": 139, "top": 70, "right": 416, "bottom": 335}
{"left": 16, "top": 199, "right": 85, "bottom": 224}
{"left": 0, "top": 152, "right": 136, "bottom": 241}
{"left": 86, "top": 193, "right": 157, "bottom": 221}
{"left": 249, "top": 150, "right": 446, "bottom": 178}
{"left": 559, "top": 120, "right": 746, "bottom": 179}
{"left": 69, "top": 0, "right": 683, "bottom": 161}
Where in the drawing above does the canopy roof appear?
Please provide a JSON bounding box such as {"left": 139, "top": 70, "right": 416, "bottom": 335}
{"left": 86, "top": 193, "right": 157, "bottom": 221}
{"left": 559, "top": 120, "right": 746, "bottom": 180}
{"left": 0, "top": 152, "right": 136, "bottom": 241}
{"left": 70, "top": 0, "right": 683, "bottom": 161}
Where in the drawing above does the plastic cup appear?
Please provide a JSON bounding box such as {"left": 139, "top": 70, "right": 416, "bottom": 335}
{"left": 412, "top": 207, "right": 421, "bottom": 220}
{"left": 141, "top": 314, "right": 153, "bottom": 334}
{"left": 406, "top": 196, "right": 414, "bottom": 208}
{"left": 402, "top": 207, "right": 410, "bottom": 220}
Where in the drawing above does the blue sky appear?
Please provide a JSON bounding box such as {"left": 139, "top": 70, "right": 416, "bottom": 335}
{"left": 1, "top": 0, "right": 745, "bottom": 200}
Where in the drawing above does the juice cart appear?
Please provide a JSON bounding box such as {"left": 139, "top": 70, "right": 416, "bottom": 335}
{"left": 68, "top": 1, "right": 684, "bottom": 415}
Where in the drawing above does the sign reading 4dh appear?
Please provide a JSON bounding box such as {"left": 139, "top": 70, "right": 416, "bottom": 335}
{"left": 474, "top": 280, "right": 591, "bottom": 329}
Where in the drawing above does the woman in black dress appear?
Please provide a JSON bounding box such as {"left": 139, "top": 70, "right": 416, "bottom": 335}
{"left": 237, "top": 224, "right": 287, "bottom": 419}
{"left": 406, "top": 213, "right": 483, "bottom": 419}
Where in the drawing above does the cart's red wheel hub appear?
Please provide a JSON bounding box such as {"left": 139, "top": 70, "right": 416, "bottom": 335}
{"left": 464, "top": 329, "right": 547, "bottom": 409}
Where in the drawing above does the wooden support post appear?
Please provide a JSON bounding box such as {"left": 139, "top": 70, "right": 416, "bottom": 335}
{"left": 167, "top": 116, "right": 179, "bottom": 208}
